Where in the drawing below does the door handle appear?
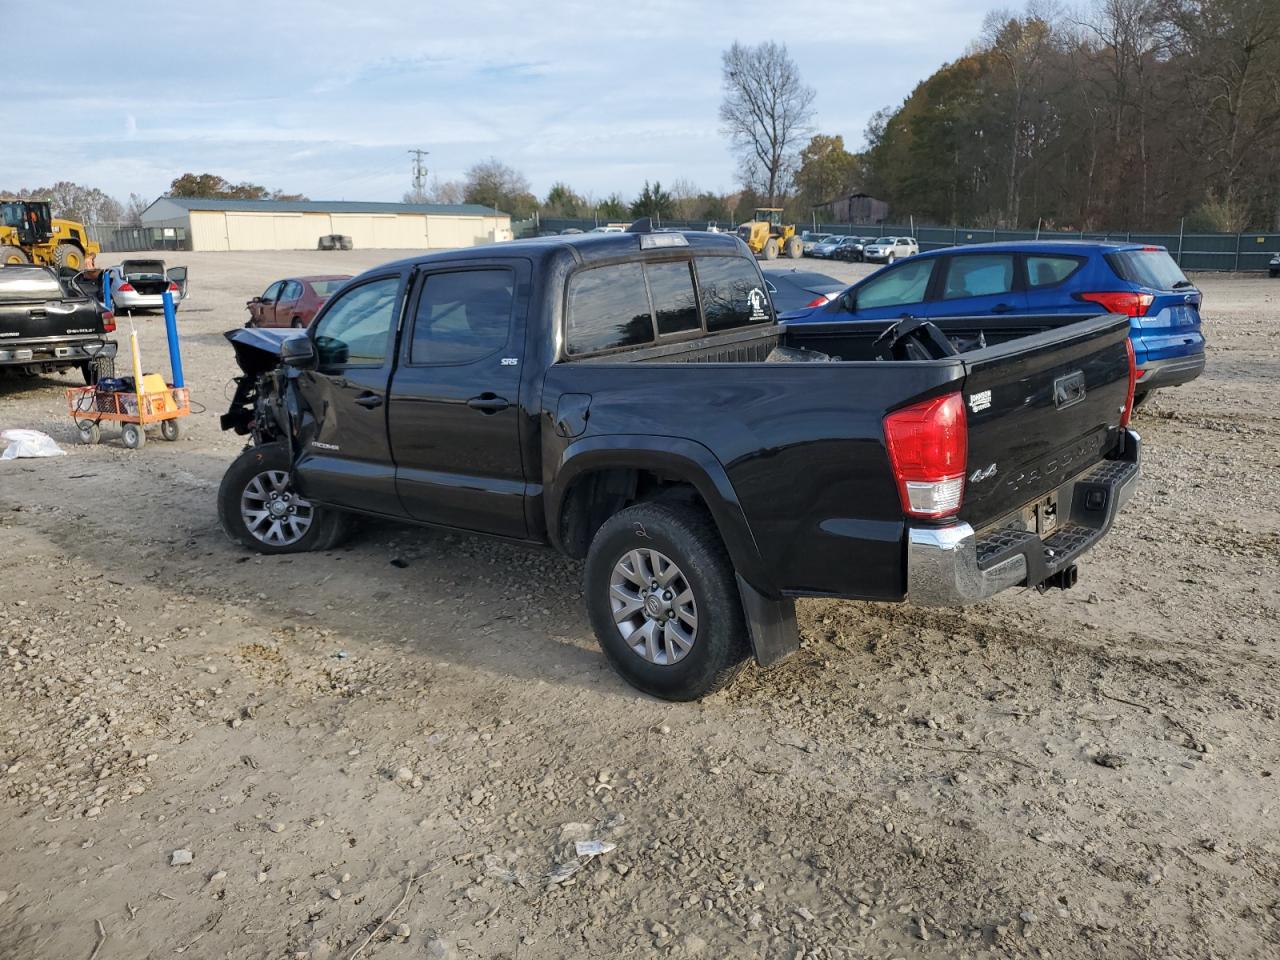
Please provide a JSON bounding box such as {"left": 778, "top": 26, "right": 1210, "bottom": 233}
{"left": 353, "top": 392, "right": 383, "bottom": 409}
{"left": 467, "top": 394, "right": 510, "bottom": 414}
{"left": 992, "top": 303, "right": 1013, "bottom": 314}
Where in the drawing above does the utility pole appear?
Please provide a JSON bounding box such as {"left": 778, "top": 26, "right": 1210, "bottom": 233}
{"left": 408, "top": 149, "right": 429, "bottom": 198}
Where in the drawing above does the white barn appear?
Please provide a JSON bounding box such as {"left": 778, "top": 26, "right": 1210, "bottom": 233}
{"left": 140, "top": 197, "right": 512, "bottom": 252}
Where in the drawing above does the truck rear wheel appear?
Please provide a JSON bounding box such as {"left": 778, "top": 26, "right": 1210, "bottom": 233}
{"left": 584, "top": 501, "right": 749, "bottom": 701}
{"left": 763, "top": 237, "right": 779, "bottom": 260}
{"left": 53, "top": 243, "right": 85, "bottom": 271}
{"left": 218, "top": 442, "right": 350, "bottom": 554}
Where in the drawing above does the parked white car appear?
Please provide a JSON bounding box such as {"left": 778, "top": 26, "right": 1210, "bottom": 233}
{"left": 105, "top": 259, "right": 188, "bottom": 313}
{"left": 862, "top": 237, "right": 919, "bottom": 264}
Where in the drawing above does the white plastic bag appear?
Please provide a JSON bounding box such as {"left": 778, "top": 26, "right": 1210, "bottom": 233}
{"left": 0, "top": 429, "right": 66, "bottom": 460}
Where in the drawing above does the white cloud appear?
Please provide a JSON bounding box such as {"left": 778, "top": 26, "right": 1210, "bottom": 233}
{"left": 1, "top": 0, "right": 993, "bottom": 202}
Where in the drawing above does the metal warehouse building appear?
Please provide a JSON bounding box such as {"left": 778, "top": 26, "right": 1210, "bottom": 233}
{"left": 140, "top": 198, "right": 512, "bottom": 252}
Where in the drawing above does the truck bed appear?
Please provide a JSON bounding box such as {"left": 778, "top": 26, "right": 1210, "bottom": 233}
{"left": 546, "top": 310, "right": 1133, "bottom": 598}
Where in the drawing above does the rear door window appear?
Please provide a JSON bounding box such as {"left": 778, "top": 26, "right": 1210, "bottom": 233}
{"left": 855, "top": 258, "right": 936, "bottom": 309}
{"left": 1105, "top": 249, "right": 1189, "bottom": 290}
{"left": 942, "top": 254, "right": 1015, "bottom": 300}
{"left": 646, "top": 260, "right": 700, "bottom": 336}
{"left": 411, "top": 268, "right": 514, "bottom": 364}
{"left": 565, "top": 262, "right": 654, "bottom": 356}
{"left": 696, "top": 256, "right": 772, "bottom": 331}
{"left": 1026, "top": 255, "right": 1083, "bottom": 288}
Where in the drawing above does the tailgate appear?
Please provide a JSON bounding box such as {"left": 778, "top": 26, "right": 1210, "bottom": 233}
{"left": 0, "top": 298, "right": 102, "bottom": 341}
{"left": 959, "top": 313, "right": 1130, "bottom": 529}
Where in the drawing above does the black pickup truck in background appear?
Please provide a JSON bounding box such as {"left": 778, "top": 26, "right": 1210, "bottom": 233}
{"left": 219, "top": 227, "right": 1141, "bottom": 700}
{"left": 0, "top": 263, "right": 116, "bottom": 383}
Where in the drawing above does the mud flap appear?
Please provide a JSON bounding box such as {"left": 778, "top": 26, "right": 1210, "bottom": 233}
{"left": 736, "top": 574, "right": 799, "bottom": 667}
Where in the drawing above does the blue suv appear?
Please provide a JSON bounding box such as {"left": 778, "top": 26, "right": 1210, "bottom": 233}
{"left": 786, "top": 241, "right": 1205, "bottom": 400}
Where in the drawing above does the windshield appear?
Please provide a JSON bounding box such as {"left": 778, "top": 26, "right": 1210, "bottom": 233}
{"left": 1105, "top": 249, "right": 1190, "bottom": 290}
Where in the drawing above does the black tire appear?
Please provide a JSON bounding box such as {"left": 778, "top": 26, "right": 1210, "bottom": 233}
{"left": 81, "top": 355, "right": 114, "bottom": 385}
{"left": 121, "top": 422, "right": 146, "bottom": 449}
{"left": 159, "top": 419, "right": 180, "bottom": 441}
{"left": 785, "top": 236, "right": 803, "bottom": 259}
{"left": 53, "top": 243, "right": 85, "bottom": 272}
{"left": 584, "top": 501, "right": 749, "bottom": 701}
{"left": 763, "top": 237, "right": 779, "bottom": 260}
{"left": 1, "top": 245, "right": 30, "bottom": 265}
{"left": 886, "top": 252, "right": 896, "bottom": 264}
{"left": 291, "top": 317, "right": 304, "bottom": 328}
{"left": 217, "top": 442, "right": 350, "bottom": 554}
{"left": 77, "top": 422, "right": 101, "bottom": 445}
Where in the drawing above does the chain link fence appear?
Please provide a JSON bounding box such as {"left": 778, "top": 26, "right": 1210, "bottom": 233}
{"left": 526, "top": 216, "right": 1279, "bottom": 272}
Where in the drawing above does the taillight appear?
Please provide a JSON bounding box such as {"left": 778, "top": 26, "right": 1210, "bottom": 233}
{"left": 116, "top": 282, "right": 135, "bottom": 293}
{"left": 1120, "top": 337, "right": 1137, "bottom": 427}
{"left": 884, "top": 392, "right": 967, "bottom": 519}
{"left": 1077, "top": 291, "right": 1154, "bottom": 317}
{"left": 101, "top": 311, "right": 115, "bottom": 333}
{"left": 167, "top": 281, "right": 179, "bottom": 292}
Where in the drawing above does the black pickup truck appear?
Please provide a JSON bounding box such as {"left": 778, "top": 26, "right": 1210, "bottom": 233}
{"left": 0, "top": 263, "right": 116, "bottom": 382}
{"left": 218, "top": 228, "right": 1140, "bottom": 700}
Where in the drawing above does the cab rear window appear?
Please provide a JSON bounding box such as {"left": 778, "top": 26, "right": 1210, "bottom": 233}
{"left": 1105, "top": 249, "right": 1188, "bottom": 290}
{"left": 696, "top": 256, "right": 772, "bottom": 332}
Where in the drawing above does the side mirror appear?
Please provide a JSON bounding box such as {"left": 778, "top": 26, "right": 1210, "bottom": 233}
{"left": 280, "top": 334, "right": 317, "bottom": 369}
{"left": 840, "top": 290, "right": 857, "bottom": 312}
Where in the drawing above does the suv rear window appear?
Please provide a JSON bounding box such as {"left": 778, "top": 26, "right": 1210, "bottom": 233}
{"left": 696, "top": 256, "right": 771, "bottom": 331}
{"left": 1026, "top": 255, "right": 1083, "bottom": 287}
{"left": 1105, "top": 249, "right": 1188, "bottom": 290}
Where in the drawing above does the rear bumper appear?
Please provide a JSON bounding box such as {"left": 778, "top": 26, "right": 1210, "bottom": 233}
{"left": 1136, "top": 352, "right": 1205, "bottom": 391}
{"left": 114, "top": 291, "right": 181, "bottom": 310}
{"left": 0, "top": 337, "right": 117, "bottom": 367}
{"left": 907, "top": 429, "right": 1141, "bottom": 606}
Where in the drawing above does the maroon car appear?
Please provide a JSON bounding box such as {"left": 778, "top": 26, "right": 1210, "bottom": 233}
{"left": 246, "top": 275, "right": 350, "bottom": 328}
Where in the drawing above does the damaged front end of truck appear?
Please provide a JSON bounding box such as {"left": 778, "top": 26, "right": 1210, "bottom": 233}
{"left": 220, "top": 328, "right": 308, "bottom": 451}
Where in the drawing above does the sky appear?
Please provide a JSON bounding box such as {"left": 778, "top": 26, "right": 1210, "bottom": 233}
{"left": 2, "top": 0, "right": 995, "bottom": 207}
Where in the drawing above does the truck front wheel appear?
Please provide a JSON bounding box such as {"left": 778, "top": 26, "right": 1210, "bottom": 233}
{"left": 218, "top": 442, "right": 349, "bottom": 554}
{"left": 585, "top": 501, "right": 749, "bottom": 701}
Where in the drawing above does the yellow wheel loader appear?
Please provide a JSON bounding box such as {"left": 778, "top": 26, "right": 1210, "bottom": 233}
{"left": 735, "top": 207, "right": 803, "bottom": 260}
{"left": 0, "top": 200, "right": 100, "bottom": 271}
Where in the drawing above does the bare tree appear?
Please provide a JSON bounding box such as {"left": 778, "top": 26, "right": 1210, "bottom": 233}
{"left": 982, "top": 6, "right": 1058, "bottom": 225}
{"left": 719, "top": 41, "right": 815, "bottom": 205}
{"left": 124, "top": 193, "right": 150, "bottom": 227}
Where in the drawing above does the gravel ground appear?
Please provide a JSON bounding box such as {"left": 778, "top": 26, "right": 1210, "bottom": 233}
{"left": 1, "top": 249, "right": 1277, "bottom": 960}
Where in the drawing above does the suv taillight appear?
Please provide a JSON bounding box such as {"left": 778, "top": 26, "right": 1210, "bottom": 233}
{"left": 884, "top": 392, "right": 967, "bottom": 518}
{"left": 167, "top": 281, "right": 179, "bottom": 292}
{"left": 1077, "top": 291, "right": 1154, "bottom": 317}
{"left": 1120, "top": 337, "right": 1137, "bottom": 427}
{"left": 101, "top": 311, "right": 115, "bottom": 333}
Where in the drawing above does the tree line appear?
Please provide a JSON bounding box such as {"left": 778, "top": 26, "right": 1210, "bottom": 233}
{"left": 862, "top": 0, "right": 1280, "bottom": 231}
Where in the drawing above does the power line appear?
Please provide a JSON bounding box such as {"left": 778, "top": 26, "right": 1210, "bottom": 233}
{"left": 408, "top": 149, "right": 429, "bottom": 195}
